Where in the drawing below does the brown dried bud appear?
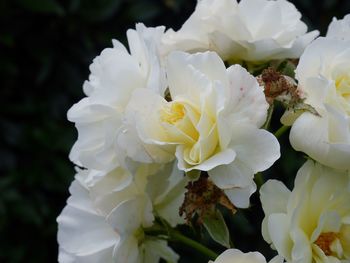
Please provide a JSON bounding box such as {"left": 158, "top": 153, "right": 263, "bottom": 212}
{"left": 179, "top": 176, "right": 236, "bottom": 224}
{"left": 258, "top": 67, "right": 299, "bottom": 105}
{"left": 258, "top": 67, "right": 320, "bottom": 126}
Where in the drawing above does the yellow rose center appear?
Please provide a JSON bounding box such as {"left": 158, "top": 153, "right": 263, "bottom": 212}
{"left": 160, "top": 102, "right": 185, "bottom": 124}
{"left": 159, "top": 100, "right": 219, "bottom": 166}
{"left": 160, "top": 101, "right": 200, "bottom": 145}
{"left": 332, "top": 74, "right": 350, "bottom": 115}
{"left": 314, "top": 232, "right": 339, "bottom": 256}
{"left": 335, "top": 75, "right": 350, "bottom": 100}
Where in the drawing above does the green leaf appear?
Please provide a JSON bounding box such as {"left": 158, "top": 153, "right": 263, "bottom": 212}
{"left": 280, "top": 61, "right": 296, "bottom": 78}
{"left": 244, "top": 60, "right": 271, "bottom": 76}
{"left": 202, "top": 210, "right": 230, "bottom": 248}
{"left": 185, "top": 170, "right": 200, "bottom": 180}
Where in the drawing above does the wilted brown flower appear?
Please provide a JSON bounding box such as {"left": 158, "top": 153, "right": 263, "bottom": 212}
{"left": 179, "top": 176, "right": 236, "bottom": 224}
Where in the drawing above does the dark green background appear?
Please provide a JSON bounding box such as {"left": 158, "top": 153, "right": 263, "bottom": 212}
{"left": 1, "top": 0, "right": 349, "bottom": 262}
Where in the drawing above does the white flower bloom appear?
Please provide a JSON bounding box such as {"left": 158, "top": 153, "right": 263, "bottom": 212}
{"left": 107, "top": 195, "right": 179, "bottom": 263}
{"left": 162, "top": 0, "right": 318, "bottom": 62}
{"left": 68, "top": 23, "right": 168, "bottom": 171}
{"left": 86, "top": 162, "right": 187, "bottom": 227}
{"left": 209, "top": 249, "right": 284, "bottom": 263}
{"left": 162, "top": 0, "right": 237, "bottom": 55}
{"left": 260, "top": 160, "right": 350, "bottom": 263}
{"left": 57, "top": 180, "right": 119, "bottom": 262}
{"left": 57, "top": 162, "right": 185, "bottom": 263}
{"left": 290, "top": 37, "right": 350, "bottom": 170}
{"left": 327, "top": 14, "right": 350, "bottom": 41}
{"left": 125, "top": 51, "right": 280, "bottom": 208}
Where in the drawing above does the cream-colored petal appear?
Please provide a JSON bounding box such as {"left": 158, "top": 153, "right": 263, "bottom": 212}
{"left": 143, "top": 239, "right": 179, "bottom": 263}
{"left": 268, "top": 213, "right": 293, "bottom": 261}
{"left": 178, "top": 147, "right": 236, "bottom": 172}
{"left": 209, "top": 159, "right": 253, "bottom": 189}
{"left": 225, "top": 64, "right": 268, "bottom": 128}
{"left": 260, "top": 180, "right": 291, "bottom": 216}
{"left": 211, "top": 248, "right": 266, "bottom": 263}
{"left": 230, "top": 126, "right": 280, "bottom": 173}
{"left": 57, "top": 181, "right": 119, "bottom": 257}
{"left": 167, "top": 51, "right": 228, "bottom": 100}
{"left": 290, "top": 227, "right": 312, "bottom": 263}
{"left": 107, "top": 196, "right": 153, "bottom": 235}
{"left": 223, "top": 183, "right": 256, "bottom": 208}
{"left": 112, "top": 236, "right": 140, "bottom": 263}
{"left": 290, "top": 112, "right": 350, "bottom": 170}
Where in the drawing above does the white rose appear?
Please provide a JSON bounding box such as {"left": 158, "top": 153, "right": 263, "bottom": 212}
{"left": 209, "top": 249, "right": 284, "bottom": 263}
{"left": 260, "top": 160, "right": 350, "bottom": 263}
{"left": 163, "top": 0, "right": 318, "bottom": 62}
{"left": 68, "top": 23, "right": 167, "bottom": 171}
{"left": 57, "top": 162, "right": 185, "bottom": 263}
{"left": 125, "top": 51, "right": 280, "bottom": 208}
{"left": 86, "top": 162, "right": 187, "bottom": 227}
{"left": 290, "top": 37, "right": 350, "bottom": 170}
{"left": 162, "top": 0, "right": 237, "bottom": 55}
{"left": 327, "top": 14, "right": 350, "bottom": 41}
{"left": 57, "top": 180, "right": 119, "bottom": 262}
{"left": 108, "top": 195, "right": 179, "bottom": 263}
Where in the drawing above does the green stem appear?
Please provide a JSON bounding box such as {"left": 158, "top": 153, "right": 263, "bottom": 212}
{"left": 274, "top": 125, "right": 290, "bottom": 139}
{"left": 229, "top": 238, "right": 235, "bottom": 248}
{"left": 254, "top": 172, "right": 265, "bottom": 189}
{"left": 262, "top": 104, "right": 274, "bottom": 130}
{"left": 170, "top": 230, "right": 218, "bottom": 260}
{"left": 145, "top": 226, "right": 218, "bottom": 260}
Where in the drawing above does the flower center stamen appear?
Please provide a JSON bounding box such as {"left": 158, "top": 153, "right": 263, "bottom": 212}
{"left": 314, "top": 232, "right": 339, "bottom": 256}
{"left": 160, "top": 102, "right": 185, "bottom": 124}
{"left": 335, "top": 75, "right": 350, "bottom": 98}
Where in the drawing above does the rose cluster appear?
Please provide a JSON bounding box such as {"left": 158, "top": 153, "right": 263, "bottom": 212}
{"left": 57, "top": 1, "right": 350, "bottom": 263}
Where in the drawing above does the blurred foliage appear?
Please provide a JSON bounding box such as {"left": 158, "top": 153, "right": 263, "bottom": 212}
{"left": 0, "top": 0, "right": 349, "bottom": 262}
